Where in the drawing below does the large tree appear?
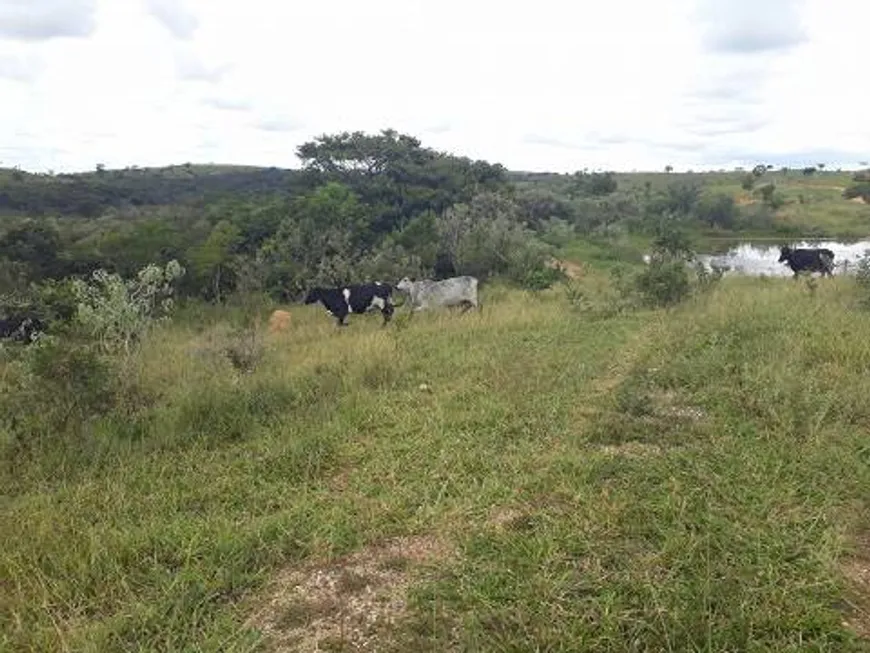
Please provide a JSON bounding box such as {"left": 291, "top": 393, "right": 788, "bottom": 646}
{"left": 296, "top": 129, "right": 508, "bottom": 235}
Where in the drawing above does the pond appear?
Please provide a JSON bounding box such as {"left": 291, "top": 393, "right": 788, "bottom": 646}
{"left": 646, "top": 240, "right": 870, "bottom": 277}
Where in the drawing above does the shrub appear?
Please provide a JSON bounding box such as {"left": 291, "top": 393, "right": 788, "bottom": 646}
{"left": 695, "top": 194, "right": 737, "bottom": 229}
{"left": 71, "top": 260, "right": 185, "bottom": 353}
{"left": 1, "top": 336, "right": 117, "bottom": 460}
{"left": 437, "top": 193, "right": 559, "bottom": 290}
{"left": 634, "top": 258, "right": 691, "bottom": 307}
{"left": 222, "top": 322, "right": 264, "bottom": 374}
{"left": 843, "top": 182, "right": 870, "bottom": 203}
{"left": 634, "top": 222, "right": 693, "bottom": 307}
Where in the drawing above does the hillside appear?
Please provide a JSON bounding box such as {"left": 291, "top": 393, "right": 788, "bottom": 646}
{"left": 2, "top": 131, "right": 870, "bottom": 651}
{"left": 0, "top": 164, "right": 304, "bottom": 217}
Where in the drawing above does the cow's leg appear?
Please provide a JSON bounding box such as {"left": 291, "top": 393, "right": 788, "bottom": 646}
{"left": 381, "top": 301, "right": 394, "bottom": 326}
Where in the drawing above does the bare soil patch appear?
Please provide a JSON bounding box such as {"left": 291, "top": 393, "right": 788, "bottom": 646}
{"left": 247, "top": 534, "right": 452, "bottom": 652}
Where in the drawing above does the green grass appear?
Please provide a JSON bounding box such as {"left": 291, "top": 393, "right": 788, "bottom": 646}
{"left": 696, "top": 171, "right": 870, "bottom": 239}
{"left": 3, "top": 273, "right": 870, "bottom": 651}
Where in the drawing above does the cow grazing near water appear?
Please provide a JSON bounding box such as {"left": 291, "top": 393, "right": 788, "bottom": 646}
{"left": 396, "top": 276, "right": 480, "bottom": 313}
{"left": 778, "top": 246, "right": 835, "bottom": 278}
{"left": 303, "top": 282, "right": 395, "bottom": 327}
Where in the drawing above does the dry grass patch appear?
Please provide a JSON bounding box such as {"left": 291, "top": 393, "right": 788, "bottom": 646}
{"left": 546, "top": 257, "right": 586, "bottom": 279}
{"left": 247, "top": 534, "right": 453, "bottom": 652}
{"left": 841, "top": 532, "right": 870, "bottom": 640}
{"left": 598, "top": 441, "right": 663, "bottom": 458}
{"left": 486, "top": 506, "right": 527, "bottom": 532}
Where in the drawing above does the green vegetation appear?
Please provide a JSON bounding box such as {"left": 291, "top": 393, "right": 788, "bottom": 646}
{"left": 2, "top": 134, "right": 870, "bottom": 650}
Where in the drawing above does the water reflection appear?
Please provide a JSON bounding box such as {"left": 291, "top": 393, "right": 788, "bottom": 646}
{"left": 645, "top": 241, "right": 870, "bottom": 277}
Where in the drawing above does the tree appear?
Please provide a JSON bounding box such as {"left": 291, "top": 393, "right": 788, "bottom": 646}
{"left": 665, "top": 165, "right": 673, "bottom": 174}
{"left": 435, "top": 192, "right": 555, "bottom": 287}
{"left": 741, "top": 174, "right": 756, "bottom": 191}
{"left": 0, "top": 221, "right": 63, "bottom": 280}
{"left": 568, "top": 171, "right": 618, "bottom": 198}
{"left": 259, "top": 182, "right": 371, "bottom": 295}
{"left": 817, "top": 163, "right": 826, "bottom": 171}
{"left": 695, "top": 194, "right": 737, "bottom": 229}
{"left": 665, "top": 183, "right": 701, "bottom": 215}
{"left": 295, "top": 129, "right": 507, "bottom": 235}
{"left": 189, "top": 220, "right": 242, "bottom": 302}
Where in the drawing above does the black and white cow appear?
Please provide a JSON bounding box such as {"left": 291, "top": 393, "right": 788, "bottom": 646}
{"left": 303, "top": 282, "right": 395, "bottom": 327}
{"left": 778, "top": 246, "right": 835, "bottom": 278}
{"left": 0, "top": 314, "right": 44, "bottom": 343}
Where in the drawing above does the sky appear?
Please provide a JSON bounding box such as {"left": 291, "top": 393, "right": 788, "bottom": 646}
{"left": 0, "top": 0, "right": 867, "bottom": 174}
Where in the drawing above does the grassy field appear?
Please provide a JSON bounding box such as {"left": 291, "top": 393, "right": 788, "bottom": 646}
{"left": 699, "top": 172, "right": 870, "bottom": 239}
{"left": 3, "top": 265, "right": 870, "bottom": 651}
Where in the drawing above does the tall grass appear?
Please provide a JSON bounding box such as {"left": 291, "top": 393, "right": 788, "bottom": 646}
{"left": 2, "top": 274, "right": 870, "bottom": 651}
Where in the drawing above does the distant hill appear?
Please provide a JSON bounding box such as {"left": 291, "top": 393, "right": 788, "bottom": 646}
{"left": 0, "top": 164, "right": 306, "bottom": 218}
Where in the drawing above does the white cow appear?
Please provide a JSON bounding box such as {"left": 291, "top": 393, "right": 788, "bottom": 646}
{"left": 396, "top": 275, "right": 480, "bottom": 312}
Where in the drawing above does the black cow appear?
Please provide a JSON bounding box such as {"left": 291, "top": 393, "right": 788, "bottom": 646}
{"left": 303, "top": 282, "right": 395, "bottom": 327}
{"left": 0, "top": 314, "right": 45, "bottom": 343}
{"left": 778, "top": 246, "right": 835, "bottom": 278}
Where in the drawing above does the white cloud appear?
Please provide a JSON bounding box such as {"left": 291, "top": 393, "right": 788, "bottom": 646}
{"left": 0, "top": 0, "right": 867, "bottom": 173}
{"left": 144, "top": 0, "right": 198, "bottom": 40}
{"left": 0, "top": 0, "right": 97, "bottom": 41}
{"left": 172, "top": 43, "right": 231, "bottom": 82}
{"left": 694, "top": 0, "right": 809, "bottom": 54}
{"left": 0, "top": 51, "right": 44, "bottom": 82}
{"left": 255, "top": 116, "right": 305, "bottom": 133}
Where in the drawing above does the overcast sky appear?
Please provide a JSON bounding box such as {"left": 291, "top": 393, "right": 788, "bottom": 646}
{"left": 0, "top": 0, "right": 867, "bottom": 173}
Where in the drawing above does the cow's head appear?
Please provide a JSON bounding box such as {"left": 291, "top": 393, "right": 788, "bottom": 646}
{"left": 778, "top": 246, "right": 793, "bottom": 263}
{"left": 396, "top": 277, "right": 414, "bottom": 293}
{"left": 303, "top": 288, "right": 322, "bottom": 304}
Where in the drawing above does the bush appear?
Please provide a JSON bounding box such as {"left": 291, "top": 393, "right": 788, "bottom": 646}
{"left": 537, "top": 218, "right": 577, "bottom": 248}
{"left": 755, "top": 183, "right": 785, "bottom": 209}
{"left": 437, "top": 193, "right": 559, "bottom": 289}
{"left": 1, "top": 337, "right": 118, "bottom": 460}
{"left": 518, "top": 265, "right": 565, "bottom": 291}
{"left": 843, "top": 182, "right": 870, "bottom": 203}
{"left": 564, "top": 266, "right": 636, "bottom": 319}
{"left": 634, "top": 258, "right": 691, "bottom": 307}
{"left": 695, "top": 194, "right": 737, "bottom": 229}
{"left": 633, "top": 222, "right": 693, "bottom": 307}
{"left": 71, "top": 260, "right": 185, "bottom": 353}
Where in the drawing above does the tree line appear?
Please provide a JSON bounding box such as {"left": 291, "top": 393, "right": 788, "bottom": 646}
{"left": 0, "top": 129, "right": 836, "bottom": 329}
